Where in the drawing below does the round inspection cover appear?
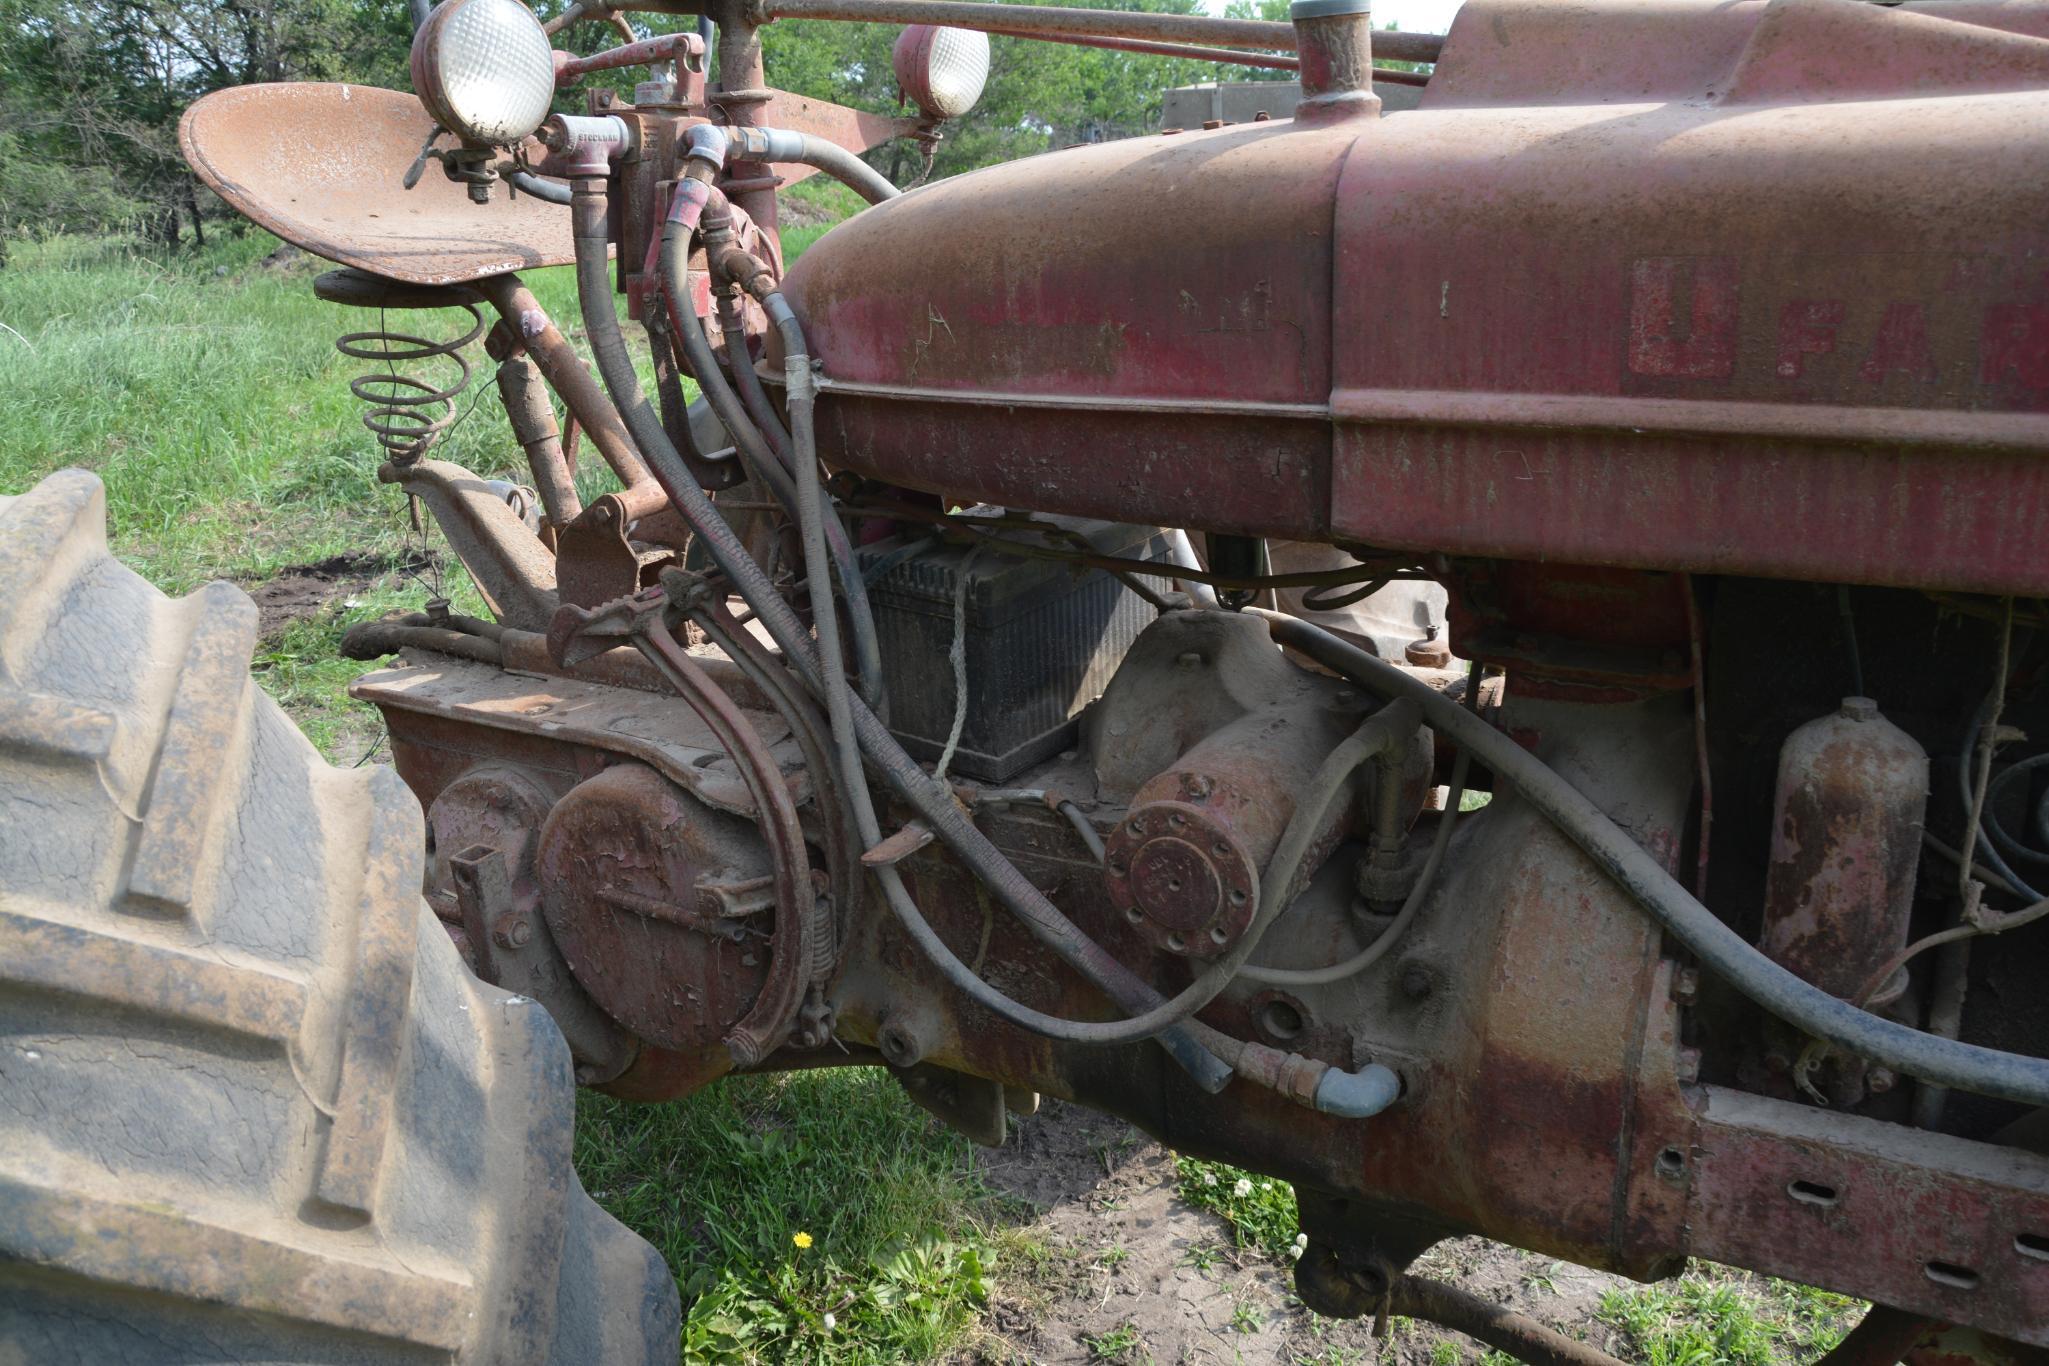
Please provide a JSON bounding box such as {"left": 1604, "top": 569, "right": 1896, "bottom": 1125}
{"left": 536, "top": 762, "right": 775, "bottom": 1054}
{"left": 1103, "top": 800, "right": 1258, "bottom": 957}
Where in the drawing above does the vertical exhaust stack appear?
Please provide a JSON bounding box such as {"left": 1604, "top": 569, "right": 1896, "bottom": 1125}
{"left": 1291, "top": 0, "right": 1382, "bottom": 122}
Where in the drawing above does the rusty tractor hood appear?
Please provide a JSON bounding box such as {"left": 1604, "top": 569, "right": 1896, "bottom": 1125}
{"left": 783, "top": 0, "right": 2049, "bottom": 597}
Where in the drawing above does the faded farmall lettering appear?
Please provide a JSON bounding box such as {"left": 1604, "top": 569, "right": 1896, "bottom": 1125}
{"left": 1626, "top": 253, "right": 2049, "bottom": 405}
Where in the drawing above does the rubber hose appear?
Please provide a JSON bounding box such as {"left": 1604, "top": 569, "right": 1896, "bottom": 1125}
{"left": 1240, "top": 748, "right": 1468, "bottom": 988}
{"left": 508, "top": 169, "right": 573, "bottom": 205}
{"left": 570, "top": 182, "right": 1232, "bottom": 1084}
{"left": 1252, "top": 606, "right": 2049, "bottom": 1109}
{"left": 724, "top": 126, "right": 901, "bottom": 204}
{"left": 665, "top": 229, "right": 885, "bottom": 715}
{"left": 772, "top": 283, "right": 1420, "bottom": 1046}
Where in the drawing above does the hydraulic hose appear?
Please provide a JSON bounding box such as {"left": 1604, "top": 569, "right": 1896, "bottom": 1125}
{"left": 1251, "top": 606, "right": 2049, "bottom": 1109}
{"left": 569, "top": 174, "right": 1233, "bottom": 1086}
{"left": 720, "top": 125, "right": 901, "bottom": 204}
{"left": 716, "top": 290, "right": 797, "bottom": 457}
{"left": 659, "top": 200, "right": 886, "bottom": 716}
{"left": 1240, "top": 749, "right": 1469, "bottom": 988}
{"left": 764, "top": 266, "right": 1422, "bottom": 1045}
{"left": 508, "top": 169, "right": 573, "bottom": 205}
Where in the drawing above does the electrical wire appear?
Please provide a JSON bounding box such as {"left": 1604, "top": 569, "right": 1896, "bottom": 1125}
{"left": 1252, "top": 605, "right": 2049, "bottom": 1109}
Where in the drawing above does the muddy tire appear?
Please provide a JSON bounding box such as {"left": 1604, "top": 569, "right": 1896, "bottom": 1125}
{"left": 0, "top": 471, "right": 679, "bottom": 1363}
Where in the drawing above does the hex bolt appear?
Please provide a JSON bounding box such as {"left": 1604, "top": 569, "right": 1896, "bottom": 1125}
{"left": 1867, "top": 1067, "right": 1897, "bottom": 1094}
{"left": 1181, "top": 774, "right": 1213, "bottom": 801}
{"left": 493, "top": 915, "right": 532, "bottom": 949}
{"left": 1398, "top": 961, "right": 1434, "bottom": 1001}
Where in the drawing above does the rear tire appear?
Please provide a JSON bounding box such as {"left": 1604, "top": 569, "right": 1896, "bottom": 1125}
{"left": 0, "top": 470, "right": 679, "bottom": 1364}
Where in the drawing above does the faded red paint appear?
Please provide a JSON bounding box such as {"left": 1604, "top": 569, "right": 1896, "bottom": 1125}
{"left": 786, "top": 0, "right": 2049, "bottom": 594}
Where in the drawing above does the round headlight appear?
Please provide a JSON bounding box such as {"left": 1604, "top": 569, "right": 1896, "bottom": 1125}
{"left": 892, "top": 25, "right": 990, "bottom": 122}
{"left": 411, "top": 0, "right": 557, "bottom": 147}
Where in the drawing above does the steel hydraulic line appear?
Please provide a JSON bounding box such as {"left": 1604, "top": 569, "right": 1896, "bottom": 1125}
{"left": 1250, "top": 606, "right": 2049, "bottom": 1109}
{"left": 573, "top": 170, "right": 1238, "bottom": 1085}
{"left": 698, "top": 0, "right": 1450, "bottom": 62}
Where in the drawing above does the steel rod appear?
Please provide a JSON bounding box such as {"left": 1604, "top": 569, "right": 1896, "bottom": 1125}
{"left": 619, "top": 0, "right": 1446, "bottom": 62}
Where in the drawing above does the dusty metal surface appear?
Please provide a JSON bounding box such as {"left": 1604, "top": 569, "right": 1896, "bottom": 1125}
{"left": 376, "top": 458, "right": 560, "bottom": 631}
{"left": 535, "top": 761, "right": 777, "bottom": 1057}
{"left": 179, "top": 83, "right": 579, "bottom": 285}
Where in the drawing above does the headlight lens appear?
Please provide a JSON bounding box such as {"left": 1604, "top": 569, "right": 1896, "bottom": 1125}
{"left": 411, "top": 0, "right": 557, "bottom": 147}
{"left": 892, "top": 25, "right": 990, "bottom": 122}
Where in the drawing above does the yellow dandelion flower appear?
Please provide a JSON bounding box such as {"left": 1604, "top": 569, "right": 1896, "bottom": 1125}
{"left": 793, "top": 1231, "right": 813, "bottom": 1249}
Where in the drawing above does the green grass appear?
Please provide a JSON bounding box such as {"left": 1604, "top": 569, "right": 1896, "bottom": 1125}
{"left": 575, "top": 1072, "right": 1003, "bottom": 1363}
{"left": 1597, "top": 1264, "right": 1860, "bottom": 1365}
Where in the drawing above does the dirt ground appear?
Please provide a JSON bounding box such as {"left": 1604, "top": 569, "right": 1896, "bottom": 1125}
{"left": 963, "top": 1100, "right": 1632, "bottom": 1365}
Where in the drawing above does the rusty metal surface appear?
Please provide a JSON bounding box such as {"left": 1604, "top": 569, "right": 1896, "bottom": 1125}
{"left": 536, "top": 761, "right": 777, "bottom": 1057}
{"left": 1088, "top": 614, "right": 1380, "bottom": 959}
{"left": 348, "top": 655, "right": 809, "bottom": 819}
{"left": 475, "top": 274, "right": 655, "bottom": 488}
{"left": 375, "top": 458, "right": 560, "bottom": 630}
{"left": 731, "top": 0, "right": 1448, "bottom": 63}
{"left": 1759, "top": 698, "right": 1928, "bottom": 1006}
{"left": 786, "top": 0, "right": 2049, "bottom": 595}
{"left": 1688, "top": 1086, "right": 2049, "bottom": 1346}
{"left": 179, "top": 83, "right": 579, "bottom": 286}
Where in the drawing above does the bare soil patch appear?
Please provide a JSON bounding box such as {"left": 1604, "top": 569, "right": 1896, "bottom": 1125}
{"left": 962, "top": 1099, "right": 1633, "bottom": 1365}
{"left": 241, "top": 548, "right": 431, "bottom": 636}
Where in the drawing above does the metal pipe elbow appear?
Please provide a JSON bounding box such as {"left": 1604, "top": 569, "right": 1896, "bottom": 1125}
{"left": 1313, "top": 1062, "right": 1401, "bottom": 1118}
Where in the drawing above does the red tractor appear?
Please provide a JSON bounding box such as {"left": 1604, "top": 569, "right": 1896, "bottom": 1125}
{"left": 5, "top": 0, "right": 2048, "bottom": 1360}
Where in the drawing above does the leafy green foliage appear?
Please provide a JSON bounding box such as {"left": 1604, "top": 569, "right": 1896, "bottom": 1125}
{"left": 1172, "top": 1154, "right": 1303, "bottom": 1260}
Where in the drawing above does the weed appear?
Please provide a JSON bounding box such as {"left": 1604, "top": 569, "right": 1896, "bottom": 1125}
{"left": 1172, "top": 1155, "right": 1302, "bottom": 1260}
{"left": 1598, "top": 1263, "right": 1862, "bottom": 1365}
{"left": 1084, "top": 1321, "right": 1145, "bottom": 1362}
{"left": 1229, "top": 1298, "right": 1264, "bottom": 1334}
{"left": 1429, "top": 1342, "right": 1461, "bottom": 1366}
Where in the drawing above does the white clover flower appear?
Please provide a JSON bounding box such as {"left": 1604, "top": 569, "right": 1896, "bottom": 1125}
{"left": 1287, "top": 1243, "right": 1304, "bottom": 1260}
{"left": 1232, "top": 1178, "right": 1253, "bottom": 1198}
{"left": 1293, "top": 1233, "right": 1308, "bottom": 1248}
{"left": 822, "top": 1313, "right": 837, "bottom": 1332}
{"left": 1202, "top": 1171, "right": 1218, "bottom": 1188}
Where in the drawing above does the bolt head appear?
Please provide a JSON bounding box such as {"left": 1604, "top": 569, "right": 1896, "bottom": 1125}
{"left": 1867, "top": 1067, "right": 1896, "bottom": 1094}
{"left": 1398, "top": 961, "right": 1434, "bottom": 1000}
